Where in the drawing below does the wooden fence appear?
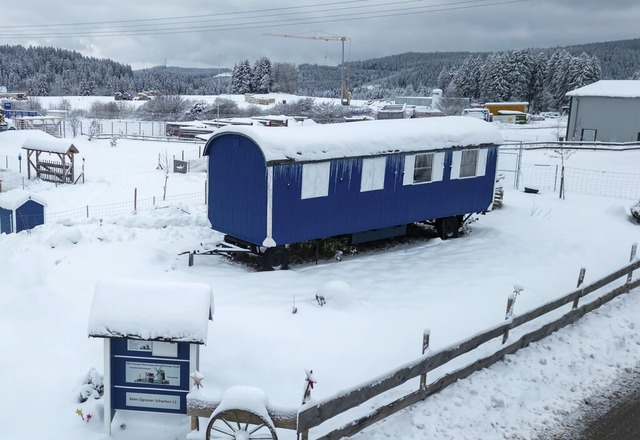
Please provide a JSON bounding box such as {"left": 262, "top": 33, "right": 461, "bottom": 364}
{"left": 186, "top": 246, "right": 639, "bottom": 439}
{"left": 296, "top": 246, "right": 640, "bottom": 439}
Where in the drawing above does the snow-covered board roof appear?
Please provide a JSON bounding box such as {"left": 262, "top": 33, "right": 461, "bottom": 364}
{"left": 205, "top": 115, "right": 502, "bottom": 163}
{"left": 566, "top": 80, "right": 640, "bottom": 98}
{"left": 88, "top": 278, "right": 214, "bottom": 344}
{"left": 0, "top": 189, "right": 47, "bottom": 210}
{"left": 21, "top": 137, "right": 79, "bottom": 154}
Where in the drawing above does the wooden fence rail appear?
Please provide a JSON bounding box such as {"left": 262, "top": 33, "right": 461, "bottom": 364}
{"left": 297, "top": 254, "right": 640, "bottom": 439}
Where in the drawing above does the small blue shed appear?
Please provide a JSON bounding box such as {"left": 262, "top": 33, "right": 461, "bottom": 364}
{"left": 0, "top": 190, "right": 46, "bottom": 233}
{"left": 203, "top": 116, "right": 502, "bottom": 269}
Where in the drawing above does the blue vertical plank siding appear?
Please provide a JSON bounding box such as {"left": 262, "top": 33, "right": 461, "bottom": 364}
{"left": 15, "top": 199, "right": 45, "bottom": 233}
{"left": 203, "top": 117, "right": 502, "bottom": 248}
{"left": 207, "top": 134, "right": 268, "bottom": 246}
{"left": 269, "top": 148, "right": 497, "bottom": 246}
{"left": 0, "top": 208, "right": 12, "bottom": 234}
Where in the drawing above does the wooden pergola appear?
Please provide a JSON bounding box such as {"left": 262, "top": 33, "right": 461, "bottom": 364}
{"left": 21, "top": 138, "right": 80, "bottom": 184}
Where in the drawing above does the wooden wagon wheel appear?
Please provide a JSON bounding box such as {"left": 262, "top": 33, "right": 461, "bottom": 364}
{"left": 206, "top": 408, "right": 278, "bottom": 440}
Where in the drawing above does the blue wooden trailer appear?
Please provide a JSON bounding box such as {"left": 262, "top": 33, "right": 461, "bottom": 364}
{"left": 201, "top": 116, "right": 502, "bottom": 270}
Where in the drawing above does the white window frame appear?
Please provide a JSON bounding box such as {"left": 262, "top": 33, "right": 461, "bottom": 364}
{"left": 360, "top": 157, "right": 386, "bottom": 192}
{"left": 403, "top": 152, "right": 445, "bottom": 185}
{"left": 450, "top": 149, "right": 487, "bottom": 179}
{"left": 301, "top": 162, "right": 331, "bottom": 199}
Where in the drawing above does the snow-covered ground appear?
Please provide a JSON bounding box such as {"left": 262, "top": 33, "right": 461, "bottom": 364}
{"left": 1, "top": 106, "right": 640, "bottom": 440}
{"left": 28, "top": 93, "right": 370, "bottom": 113}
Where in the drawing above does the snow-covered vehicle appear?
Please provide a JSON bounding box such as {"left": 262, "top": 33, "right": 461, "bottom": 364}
{"left": 461, "top": 108, "right": 492, "bottom": 122}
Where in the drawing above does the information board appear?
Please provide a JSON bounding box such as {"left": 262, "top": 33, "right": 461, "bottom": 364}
{"left": 109, "top": 338, "right": 192, "bottom": 414}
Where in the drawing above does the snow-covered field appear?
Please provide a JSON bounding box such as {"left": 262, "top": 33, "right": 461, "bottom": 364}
{"left": 1, "top": 103, "right": 640, "bottom": 440}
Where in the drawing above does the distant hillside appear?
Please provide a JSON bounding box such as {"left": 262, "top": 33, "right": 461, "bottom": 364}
{"left": 0, "top": 38, "right": 639, "bottom": 98}
{"left": 299, "top": 51, "right": 475, "bottom": 97}
{"left": 302, "top": 38, "right": 640, "bottom": 97}
{"left": 562, "top": 38, "right": 640, "bottom": 79}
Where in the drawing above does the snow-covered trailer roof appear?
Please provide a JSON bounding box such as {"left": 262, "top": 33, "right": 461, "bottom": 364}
{"left": 21, "top": 137, "right": 79, "bottom": 154}
{"left": 0, "top": 189, "right": 47, "bottom": 210}
{"left": 204, "top": 116, "right": 502, "bottom": 164}
{"left": 566, "top": 80, "right": 640, "bottom": 98}
{"left": 88, "top": 278, "right": 214, "bottom": 344}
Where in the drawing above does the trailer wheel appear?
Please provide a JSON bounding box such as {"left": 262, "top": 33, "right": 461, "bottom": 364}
{"left": 262, "top": 247, "right": 289, "bottom": 271}
{"left": 435, "top": 216, "right": 460, "bottom": 240}
{"left": 206, "top": 408, "right": 278, "bottom": 440}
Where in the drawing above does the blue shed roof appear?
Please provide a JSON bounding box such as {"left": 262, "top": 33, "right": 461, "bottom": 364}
{"left": 204, "top": 116, "right": 502, "bottom": 163}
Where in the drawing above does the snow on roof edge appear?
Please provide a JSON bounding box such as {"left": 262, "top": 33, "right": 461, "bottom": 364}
{"left": 21, "top": 137, "right": 80, "bottom": 154}
{"left": 88, "top": 278, "right": 214, "bottom": 344}
{"left": 203, "top": 116, "right": 502, "bottom": 163}
{"left": 566, "top": 80, "right": 640, "bottom": 98}
{"left": 0, "top": 189, "right": 47, "bottom": 210}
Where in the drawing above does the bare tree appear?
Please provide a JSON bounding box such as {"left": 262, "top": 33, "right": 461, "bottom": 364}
{"left": 546, "top": 145, "right": 575, "bottom": 199}
{"left": 158, "top": 150, "right": 170, "bottom": 201}
{"left": 67, "top": 110, "right": 83, "bottom": 137}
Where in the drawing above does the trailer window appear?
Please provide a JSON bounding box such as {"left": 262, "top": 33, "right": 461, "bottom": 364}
{"left": 403, "top": 152, "right": 445, "bottom": 185}
{"left": 413, "top": 153, "right": 434, "bottom": 182}
{"left": 360, "top": 157, "right": 386, "bottom": 192}
{"left": 459, "top": 150, "right": 479, "bottom": 178}
{"left": 301, "top": 162, "right": 331, "bottom": 199}
{"left": 451, "top": 149, "right": 488, "bottom": 180}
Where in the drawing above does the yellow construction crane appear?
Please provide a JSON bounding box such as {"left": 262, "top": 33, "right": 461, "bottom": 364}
{"left": 264, "top": 32, "right": 351, "bottom": 105}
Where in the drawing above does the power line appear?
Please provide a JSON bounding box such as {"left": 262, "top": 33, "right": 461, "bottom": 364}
{"left": 0, "top": 0, "right": 371, "bottom": 29}
{"left": 0, "top": 0, "right": 530, "bottom": 39}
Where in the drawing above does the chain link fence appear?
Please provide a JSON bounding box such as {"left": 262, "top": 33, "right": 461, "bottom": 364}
{"left": 498, "top": 142, "right": 640, "bottom": 200}
{"left": 45, "top": 191, "right": 206, "bottom": 224}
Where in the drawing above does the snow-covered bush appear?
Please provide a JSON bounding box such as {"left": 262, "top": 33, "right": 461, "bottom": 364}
{"left": 78, "top": 368, "right": 103, "bottom": 402}
{"left": 631, "top": 200, "right": 640, "bottom": 223}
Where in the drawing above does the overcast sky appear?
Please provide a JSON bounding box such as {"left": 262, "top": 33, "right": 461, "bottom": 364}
{"left": 2, "top": 0, "right": 639, "bottom": 70}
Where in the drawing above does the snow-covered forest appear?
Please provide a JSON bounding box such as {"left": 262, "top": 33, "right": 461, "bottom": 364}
{"left": 2, "top": 38, "right": 640, "bottom": 110}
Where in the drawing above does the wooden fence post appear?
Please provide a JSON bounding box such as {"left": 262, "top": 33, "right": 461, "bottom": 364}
{"left": 419, "top": 329, "right": 430, "bottom": 390}
{"left": 502, "top": 286, "right": 522, "bottom": 344}
{"left": 573, "top": 267, "right": 586, "bottom": 309}
{"left": 502, "top": 295, "right": 515, "bottom": 344}
{"left": 627, "top": 243, "right": 637, "bottom": 291}
{"left": 133, "top": 187, "right": 137, "bottom": 212}
{"left": 299, "top": 370, "right": 316, "bottom": 440}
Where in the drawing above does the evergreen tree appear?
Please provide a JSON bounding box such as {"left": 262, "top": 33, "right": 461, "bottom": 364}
{"left": 481, "top": 53, "right": 511, "bottom": 101}
{"left": 447, "top": 56, "right": 483, "bottom": 99}
{"left": 436, "top": 66, "right": 456, "bottom": 92}
{"left": 231, "top": 60, "right": 252, "bottom": 94}
{"left": 252, "top": 57, "right": 273, "bottom": 94}
{"left": 504, "top": 49, "right": 534, "bottom": 102}
{"left": 529, "top": 53, "right": 549, "bottom": 112}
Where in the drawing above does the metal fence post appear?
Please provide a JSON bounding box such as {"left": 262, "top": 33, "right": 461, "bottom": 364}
{"left": 515, "top": 141, "right": 523, "bottom": 189}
